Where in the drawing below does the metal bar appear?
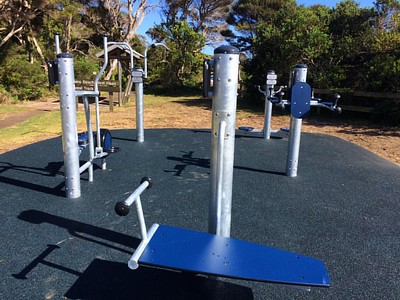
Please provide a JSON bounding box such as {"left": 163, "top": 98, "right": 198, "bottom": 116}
{"left": 83, "top": 96, "right": 94, "bottom": 181}
{"left": 215, "top": 120, "right": 227, "bottom": 235}
{"left": 79, "top": 160, "right": 93, "bottom": 174}
{"left": 58, "top": 53, "right": 81, "bottom": 199}
{"left": 209, "top": 46, "right": 240, "bottom": 238}
{"left": 115, "top": 178, "right": 152, "bottom": 237}
{"left": 128, "top": 223, "right": 159, "bottom": 270}
{"left": 135, "top": 196, "right": 147, "bottom": 240}
{"left": 74, "top": 90, "right": 99, "bottom": 98}
{"left": 124, "top": 180, "right": 150, "bottom": 207}
{"left": 54, "top": 33, "right": 61, "bottom": 54}
{"left": 94, "top": 36, "right": 108, "bottom": 152}
{"left": 143, "top": 43, "right": 170, "bottom": 79}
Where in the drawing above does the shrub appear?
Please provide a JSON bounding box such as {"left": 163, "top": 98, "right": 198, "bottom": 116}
{"left": 73, "top": 55, "right": 100, "bottom": 80}
{"left": 0, "top": 56, "right": 47, "bottom": 100}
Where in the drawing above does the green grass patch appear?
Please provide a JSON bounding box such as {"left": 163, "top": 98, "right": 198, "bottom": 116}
{"left": 0, "top": 110, "right": 86, "bottom": 143}
{"left": 0, "top": 105, "right": 29, "bottom": 120}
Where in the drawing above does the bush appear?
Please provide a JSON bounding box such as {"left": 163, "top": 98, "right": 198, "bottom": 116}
{"left": 372, "top": 100, "right": 400, "bottom": 126}
{"left": 0, "top": 56, "right": 47, "bottom": 100}
{"left": 74, "top": 55, "right": 100, "bottom": 80}
{"left": 0, "top": 85, "right": 13, "bottom": 104}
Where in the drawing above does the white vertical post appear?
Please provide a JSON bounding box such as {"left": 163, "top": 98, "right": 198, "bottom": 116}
{"left": 134, "top": 68, "right": 144, "bottom": 143}
{"left": 209, "top": 46, "right": 240, "bottom": 238}
{"left": 54, "top": 33, "right": 61, "bottom": 55}
{"left": 262, "top": 70, "right": 277, "bottom": 140}
{"left": 58, "top": 53, "right": 81, "bottom": 198}
{"left": 286, "top": 64, "right": 308, "bottom": 177}
{"left": 83, "top": 96, "right": 94, "bottom": 182}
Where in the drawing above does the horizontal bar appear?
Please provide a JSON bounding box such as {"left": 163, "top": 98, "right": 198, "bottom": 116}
{"left": 79, "top": 161, "right": 93, "bottom": 174}
{"left": 75, "top": 90, "right": 100, "bottom": 98}
{"left": 124, "top": 180, "right": 150, "bottom": 207}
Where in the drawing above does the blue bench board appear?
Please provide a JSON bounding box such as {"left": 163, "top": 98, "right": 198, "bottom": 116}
{"left": 291, "top": 82, "right": 312, "bottom": 119}
{"left": 138, "top": 225, "right": 330, "bottom": 287}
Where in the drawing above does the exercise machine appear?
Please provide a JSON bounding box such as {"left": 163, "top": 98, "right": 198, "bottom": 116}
{"left": 115, "top": 47, "right": 330, "bottom": 289}
{"left": 268, "top": 65, "right": 341, "bottom": 177}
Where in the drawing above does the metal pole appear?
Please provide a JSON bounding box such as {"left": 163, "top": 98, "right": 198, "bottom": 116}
{"left": 262, "top": 70, "right": 276, "bottom": 140}
{"left": 54, "top": 33, "right": 61, "bottom": 55}
{"left": 83, "top": 96, "right": 94, "bottom": 182}
{"left": 58, "top": 53, "right": 81, "bottom": 198}
{"left": 209, "top": 46, "right": 240, "bottom": 238}
{"left": 94, "top": 36, "right": 108, "bottom": 154}
{"left": 134, "top": 68, "right": 144, "bottom": 143}
{"left": 286, "top": 64, "right": 308, "bottom": 177}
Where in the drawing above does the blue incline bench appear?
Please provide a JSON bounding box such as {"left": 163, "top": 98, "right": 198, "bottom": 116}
{"left": 115, "top": 178, "right": 330, "bottom": 289}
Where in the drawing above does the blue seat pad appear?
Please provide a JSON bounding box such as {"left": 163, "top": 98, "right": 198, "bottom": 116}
{"left": 139, "top": 225, "right": 330, "bottom": 287}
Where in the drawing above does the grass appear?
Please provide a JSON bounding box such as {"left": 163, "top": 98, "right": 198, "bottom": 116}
{"left": 1, "top": 92, "right": 399, "bottom": 166}
{"left": 0, "top": 105, "right": 29, "bottom": 121}
{"left": 0, "top": 108, "right": 88, "bottom": 153}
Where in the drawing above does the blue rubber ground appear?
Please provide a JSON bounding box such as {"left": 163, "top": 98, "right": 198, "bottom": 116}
{"left": 0, "top": 128, "right": 399, "bottom": 299}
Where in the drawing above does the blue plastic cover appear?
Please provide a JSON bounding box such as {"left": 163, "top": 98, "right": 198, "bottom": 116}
{"left": 291, "top": 82, "right": 312, "bottom": 119}
{"left": 139, "top": 225, "right": 330, "bottom": 287}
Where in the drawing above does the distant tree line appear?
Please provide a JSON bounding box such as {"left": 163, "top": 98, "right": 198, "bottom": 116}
{"left": 0, "top": 0, "right": 399, "bottom": 103}
{"left": 225, "top": 0, "right": 399, "bottom": 95}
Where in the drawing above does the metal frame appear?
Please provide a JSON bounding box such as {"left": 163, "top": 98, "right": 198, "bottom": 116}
{"left": 264, "top": 65, "right": 341, "bottom": 177}
{"left": 56, "top": 34, "right": 110, "bottom": 198}
{"left": 114, "top": 177, "right": 154, "bottom": 269}
{"left": 208, "top": 46, "right": 240, "bottom": 238}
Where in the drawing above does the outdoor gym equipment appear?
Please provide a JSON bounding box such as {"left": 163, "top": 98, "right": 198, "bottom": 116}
{"left": 115, "top": 47, "right": 330, "bottom": 289}
{"left": 268, "top": 65, "right": 341, "bottom": 177}
{"left": 238, "top": 70, "right": 281, "bottom": 139}
{"left": 128, "top": 42, "right": 169, "bottom": 142}
{"left": 239, "top": 65, "right": 341, "bottom": 177}
{"left": 49, "top": 34, "right": 114, "bottom": 198}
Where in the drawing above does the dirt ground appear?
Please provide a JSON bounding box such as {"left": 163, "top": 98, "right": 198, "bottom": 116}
{"left": 1, "top": 97, "right": 399, "bottom": 167}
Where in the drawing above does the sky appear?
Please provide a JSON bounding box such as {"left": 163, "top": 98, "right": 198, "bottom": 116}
{"left": 136, "top": 0, "right": 376, "bottom": 51}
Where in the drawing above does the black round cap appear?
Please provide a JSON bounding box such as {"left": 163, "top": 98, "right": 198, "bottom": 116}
{"left": 115, "top": 202, "right": 130, "bottom": 216}
{"left": 214, "top": 45, "right": 240, "bottom": 55}
{"left": 295, "top": 64, "right": 308, "bottom": 68}
{"left": 140, "top": 177, "right": 153, "bottom": 189}
{"left": 57, "top": 53, "right": 73, "bottom": 59}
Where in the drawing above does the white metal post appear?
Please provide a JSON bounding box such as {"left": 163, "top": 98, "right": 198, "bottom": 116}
{"left": 263, "top": 70, "right": 277, "bottom": 140}
{"left": 133, "top": 68, "right": 144, "bottom": 143}
{"left": 286, "top": 64, "right": 308, "bottom": 177}
{"left": 58, "top": 53, "right": 81, "bottom": 198}
{"left": 209, "top": 46, "right": 240, "bottom": 238}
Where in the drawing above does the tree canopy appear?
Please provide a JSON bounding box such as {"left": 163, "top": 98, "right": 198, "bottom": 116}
{"left": 0, "top": 0, "right": 399, "bottom": 102}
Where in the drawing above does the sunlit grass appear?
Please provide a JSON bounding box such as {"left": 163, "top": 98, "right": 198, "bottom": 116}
{"left": 0, "top": 105, "right": 29, "bottom": 121}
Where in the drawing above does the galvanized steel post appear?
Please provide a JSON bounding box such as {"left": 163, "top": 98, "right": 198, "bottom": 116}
{"left": 133, "top": 68, "right": 144, "bottom": 143}
{"left": 58, "top": 53, "right": 81, "bottom": 198}
{"left": 209, "top": 46, "right": 240, "bottom": 238}
{"left": 262, "top": 70, "right": 277, "bottom": 140}
{"left": 286, "top": 64, "right": 308, "bottom": 177}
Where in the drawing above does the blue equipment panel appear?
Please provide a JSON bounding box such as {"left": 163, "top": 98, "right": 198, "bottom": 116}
{"left": 138, "top": 225, "right": 330, "bottom": 287}
{"left": 291, "top": 82, "right": 312, "bottom": 119}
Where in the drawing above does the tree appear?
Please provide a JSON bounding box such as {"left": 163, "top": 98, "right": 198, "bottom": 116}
{"left": 224, "top": 0, "right": 288, "bottom": 54}
{"left": 244, "top": 0, "right": 332, "bottom": 89}
{"left": 0, "top": 0, "right": 49, "bottom": 48}
{"left": 148, "top": 20, "right": 206, "bottom": 87}
{"left": 160, "top": 0, "right": 231, "bottom": 45}
{"left": 365, "top": 0, "right": 400, "bottom": 91}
